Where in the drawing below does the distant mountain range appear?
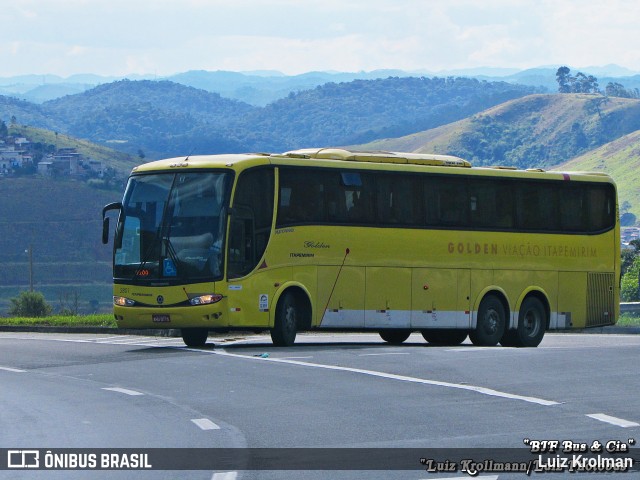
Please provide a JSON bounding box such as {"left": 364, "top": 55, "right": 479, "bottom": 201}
{"left": 2, "top": 65, "right": 640, "bottom": 105}
{"left": 0, "top": 76, "right": 539, "bottom": 159}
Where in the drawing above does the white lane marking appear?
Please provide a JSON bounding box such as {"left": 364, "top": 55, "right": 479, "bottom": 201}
{"left": 102, "top": 387, "right": 144, "bottom": 396}
{"left": 586, "top": 413, "right": 640, "bottom": 428}
{"left": 0, "top": 365, "right": 26, "bottom": 373}
{"left": 191, "top": 418, "right": 221, "bottom": 430}
{"left": 211, "top": 349, "right": 560, "bottom": 406}
{"left": 212, "top": 472, "right": 237, "bottom": 480}
{"left": 359, "top": 352, "right": 410, "bottom": 356}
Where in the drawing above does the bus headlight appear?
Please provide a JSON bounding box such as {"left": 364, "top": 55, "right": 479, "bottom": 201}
{"left": 113, "top": 296, "right": 136, "bottom": 307}
{"left": 189, "top": 294, "right": 223, "bottom": 306}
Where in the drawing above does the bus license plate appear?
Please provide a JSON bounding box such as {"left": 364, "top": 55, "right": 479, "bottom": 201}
{"left": 152, "top": 314, "right": 171, "bottom": 323}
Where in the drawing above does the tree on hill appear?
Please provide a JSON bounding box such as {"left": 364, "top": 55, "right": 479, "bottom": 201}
{"left": 556, "top": 67, "right": 572, "bottom": 93}
{"left": 605, "top": 82, "right": 640, "bottom": 99}
{"left": 555, "top": 67, "right": 599, "bottom": 94}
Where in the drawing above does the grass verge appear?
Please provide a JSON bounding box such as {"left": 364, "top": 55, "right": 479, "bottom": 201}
{"left": 0, "top": 314, "right": 116, "bottom": 327}
{"left": 616, "top": 313, "right": 640, "bottom": 327}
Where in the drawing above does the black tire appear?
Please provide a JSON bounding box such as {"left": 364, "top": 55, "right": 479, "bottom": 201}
{"left": 421, "top": 329, "right": 468, "bottom": 346}
{"left": 511, "top": 297, "right": 546, "bottom": 347}
{"left": 181, "top": 328, "right": 208, "bottom": 347}
{"left": 469, "top": 295, "right": 506, "bottom": 346}
{"left": 270, "top": 291, "right": 299, "bottom": 346}
{"left": 499, "top": 329, "right": 519, "bottom": 347}
{"left": 379, "top": 329, "right": 411, "bottom": 344}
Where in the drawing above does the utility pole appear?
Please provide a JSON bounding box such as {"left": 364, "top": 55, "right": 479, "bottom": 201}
{"left": 26, "top": 245, "right": 33, "bottom": 292}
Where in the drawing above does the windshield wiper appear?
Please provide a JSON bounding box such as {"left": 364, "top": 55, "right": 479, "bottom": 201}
{"left": 161, "top": 235, "right": 182, "bottom": 279}
{"left": 131, "top": 226, "right": 161, "bottom": 280}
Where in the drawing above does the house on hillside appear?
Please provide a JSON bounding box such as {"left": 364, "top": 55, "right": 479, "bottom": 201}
{"left": 0, "top": 145, "right": 27, "bottom": 173}
{"left": 37, "top": 161, "right": 54, "bottom": 176}
{"left": 14, "top": 137, "right": 30, "bottom": 148}
{"left": 38, "top": 148, "right": 83, "bottom": 176}
{"left": 87, "top": 159, "right": 104, "bottom": 177}
{"left": 37, "top": 148, "right": 104, "bottom": 178}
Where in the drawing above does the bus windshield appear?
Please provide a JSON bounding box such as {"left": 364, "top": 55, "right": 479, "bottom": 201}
{"left": 114, "top": 171, "right": 232, "bottom": 282}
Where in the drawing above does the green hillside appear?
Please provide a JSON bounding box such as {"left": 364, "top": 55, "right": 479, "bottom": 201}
{"left": 2, "top": 77, "right": 538, "bottom": 159}
{"left": 358, "top": 94, "right": 640, "bottom": 169}
{"left": 0, "top": 177, "right": 121, "bottom": 315}
{"left": 556, "top": 130, "right": 640, "bottom": 220}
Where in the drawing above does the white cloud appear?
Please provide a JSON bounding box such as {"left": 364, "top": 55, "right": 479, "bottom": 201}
{"left": 0, "top": 0, "right": 639, "bottom": 76}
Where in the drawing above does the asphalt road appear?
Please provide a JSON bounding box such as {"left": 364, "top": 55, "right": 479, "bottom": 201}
{"left": 0, "top": 332, "right": 639, "bottom": 480}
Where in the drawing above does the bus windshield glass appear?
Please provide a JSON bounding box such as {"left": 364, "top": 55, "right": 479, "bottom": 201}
{"left": 114, "top": 171, "right": 231, "bottom": 282}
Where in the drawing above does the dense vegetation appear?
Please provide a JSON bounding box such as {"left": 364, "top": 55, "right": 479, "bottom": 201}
{"left": 361, "top": 93, "right": 640, "bottom": 167}
{"left": 451, "top": 95, "right": 640, "bottom": 168}
{"left": 239, "top": 77, "right": 540, "bottom": 150}
{"left": 1, "top": 77, "right": 539, "bottom": 159}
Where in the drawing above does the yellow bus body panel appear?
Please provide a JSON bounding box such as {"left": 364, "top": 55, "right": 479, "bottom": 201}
{"left": 112, "top": 150, "right": 619, "bottom": 334}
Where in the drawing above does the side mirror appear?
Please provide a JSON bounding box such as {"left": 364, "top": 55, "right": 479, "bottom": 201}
{"left": 102, "top": 217, "right": 110, "bottom": 244}
{"left": 101, "top": 202, "right": 122, "bottom": 245}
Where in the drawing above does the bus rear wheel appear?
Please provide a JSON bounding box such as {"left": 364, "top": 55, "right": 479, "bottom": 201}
{"left": 501, "top": 297, "right": 546, "bottom": 347}
{"left": 421, "top": 329, "right": 468, "bottom": 346}
{"left": 379, "top": 329, "right": 411, "bottom": 344}
{"left": 470, "top": 295, "right": 506, "bottom": 347}
{"left": 271, "top": 291, "right": 298, "bottom": 347}
{"left": 181, "top": 328, "right": 208, "bottom": 347}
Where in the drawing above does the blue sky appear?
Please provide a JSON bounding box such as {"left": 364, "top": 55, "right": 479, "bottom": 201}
{"left": 2, "top": 0, "right": 640, "bottom": 77}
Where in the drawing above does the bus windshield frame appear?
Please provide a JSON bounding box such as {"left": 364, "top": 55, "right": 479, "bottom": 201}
{"left": 113, "top": 170, "right": 233, "bottom": 284}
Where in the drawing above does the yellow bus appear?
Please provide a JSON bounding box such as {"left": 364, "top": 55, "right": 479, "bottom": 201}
{"left": 102, "top": 148, "right": 620, "bottom": 348}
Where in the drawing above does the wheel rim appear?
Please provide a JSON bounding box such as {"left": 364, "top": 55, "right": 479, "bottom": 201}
{"left": 483, "top": 308, "right": 500, "bottom": 334}
{"left": 522, "top": 308, "right": 541, "bottom": 338}
{"left": 285, "top": 303, "right": 296, "bottom": 333}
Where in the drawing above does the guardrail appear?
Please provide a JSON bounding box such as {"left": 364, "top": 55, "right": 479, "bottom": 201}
{"left": 620, "top": 302, "right": 640, "bottom": 314}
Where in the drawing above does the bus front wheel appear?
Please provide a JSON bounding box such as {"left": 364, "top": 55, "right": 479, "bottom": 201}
{"left": 379, "top": 329, "right": 411, "bottom": 344}
{"left": 501, "top": 297, "right": 546, "bottom": 347}
{"left": 470, "top": 295, "right": 506, "bottom": 347}
{"left": 181, "top": 328, "right": 208, "bottom": 347}
{"left": 271, "top": 291, "right": 298, "bottom": 347}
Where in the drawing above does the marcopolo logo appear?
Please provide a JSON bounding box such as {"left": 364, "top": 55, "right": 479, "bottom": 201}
{"left": 8, "top": 450, "right": 39, "bottom": 468}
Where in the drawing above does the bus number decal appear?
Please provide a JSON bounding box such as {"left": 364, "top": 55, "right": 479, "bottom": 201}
{"left": 259, "top": 294, "right": 269, "bottom": 312}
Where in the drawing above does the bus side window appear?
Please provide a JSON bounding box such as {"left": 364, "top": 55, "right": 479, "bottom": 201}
{"left": 588, "top": 185, "right": 615, "bottom": 232}
{"left": 375, "top": 175, "right": 415, "bottom": 225}
{"left": 345, "top": 172, "right": 374, "bottom": 224}
{"left": 277, "top": 169, "right": 326, "bottom": 224}
{"left": 559, "top": 186, "right": 587, "bottom": 232}
{"left": 517, "top": 183, "right": 558, "bottom": 231}
{"left": 437, "top": 178, "right": 468, "bottom": 227}
{"left": 470, "top": 180, "right": 514, "bottom": 229}
{"left": 228, "top": 167, "right": 274, "bottom": 278}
